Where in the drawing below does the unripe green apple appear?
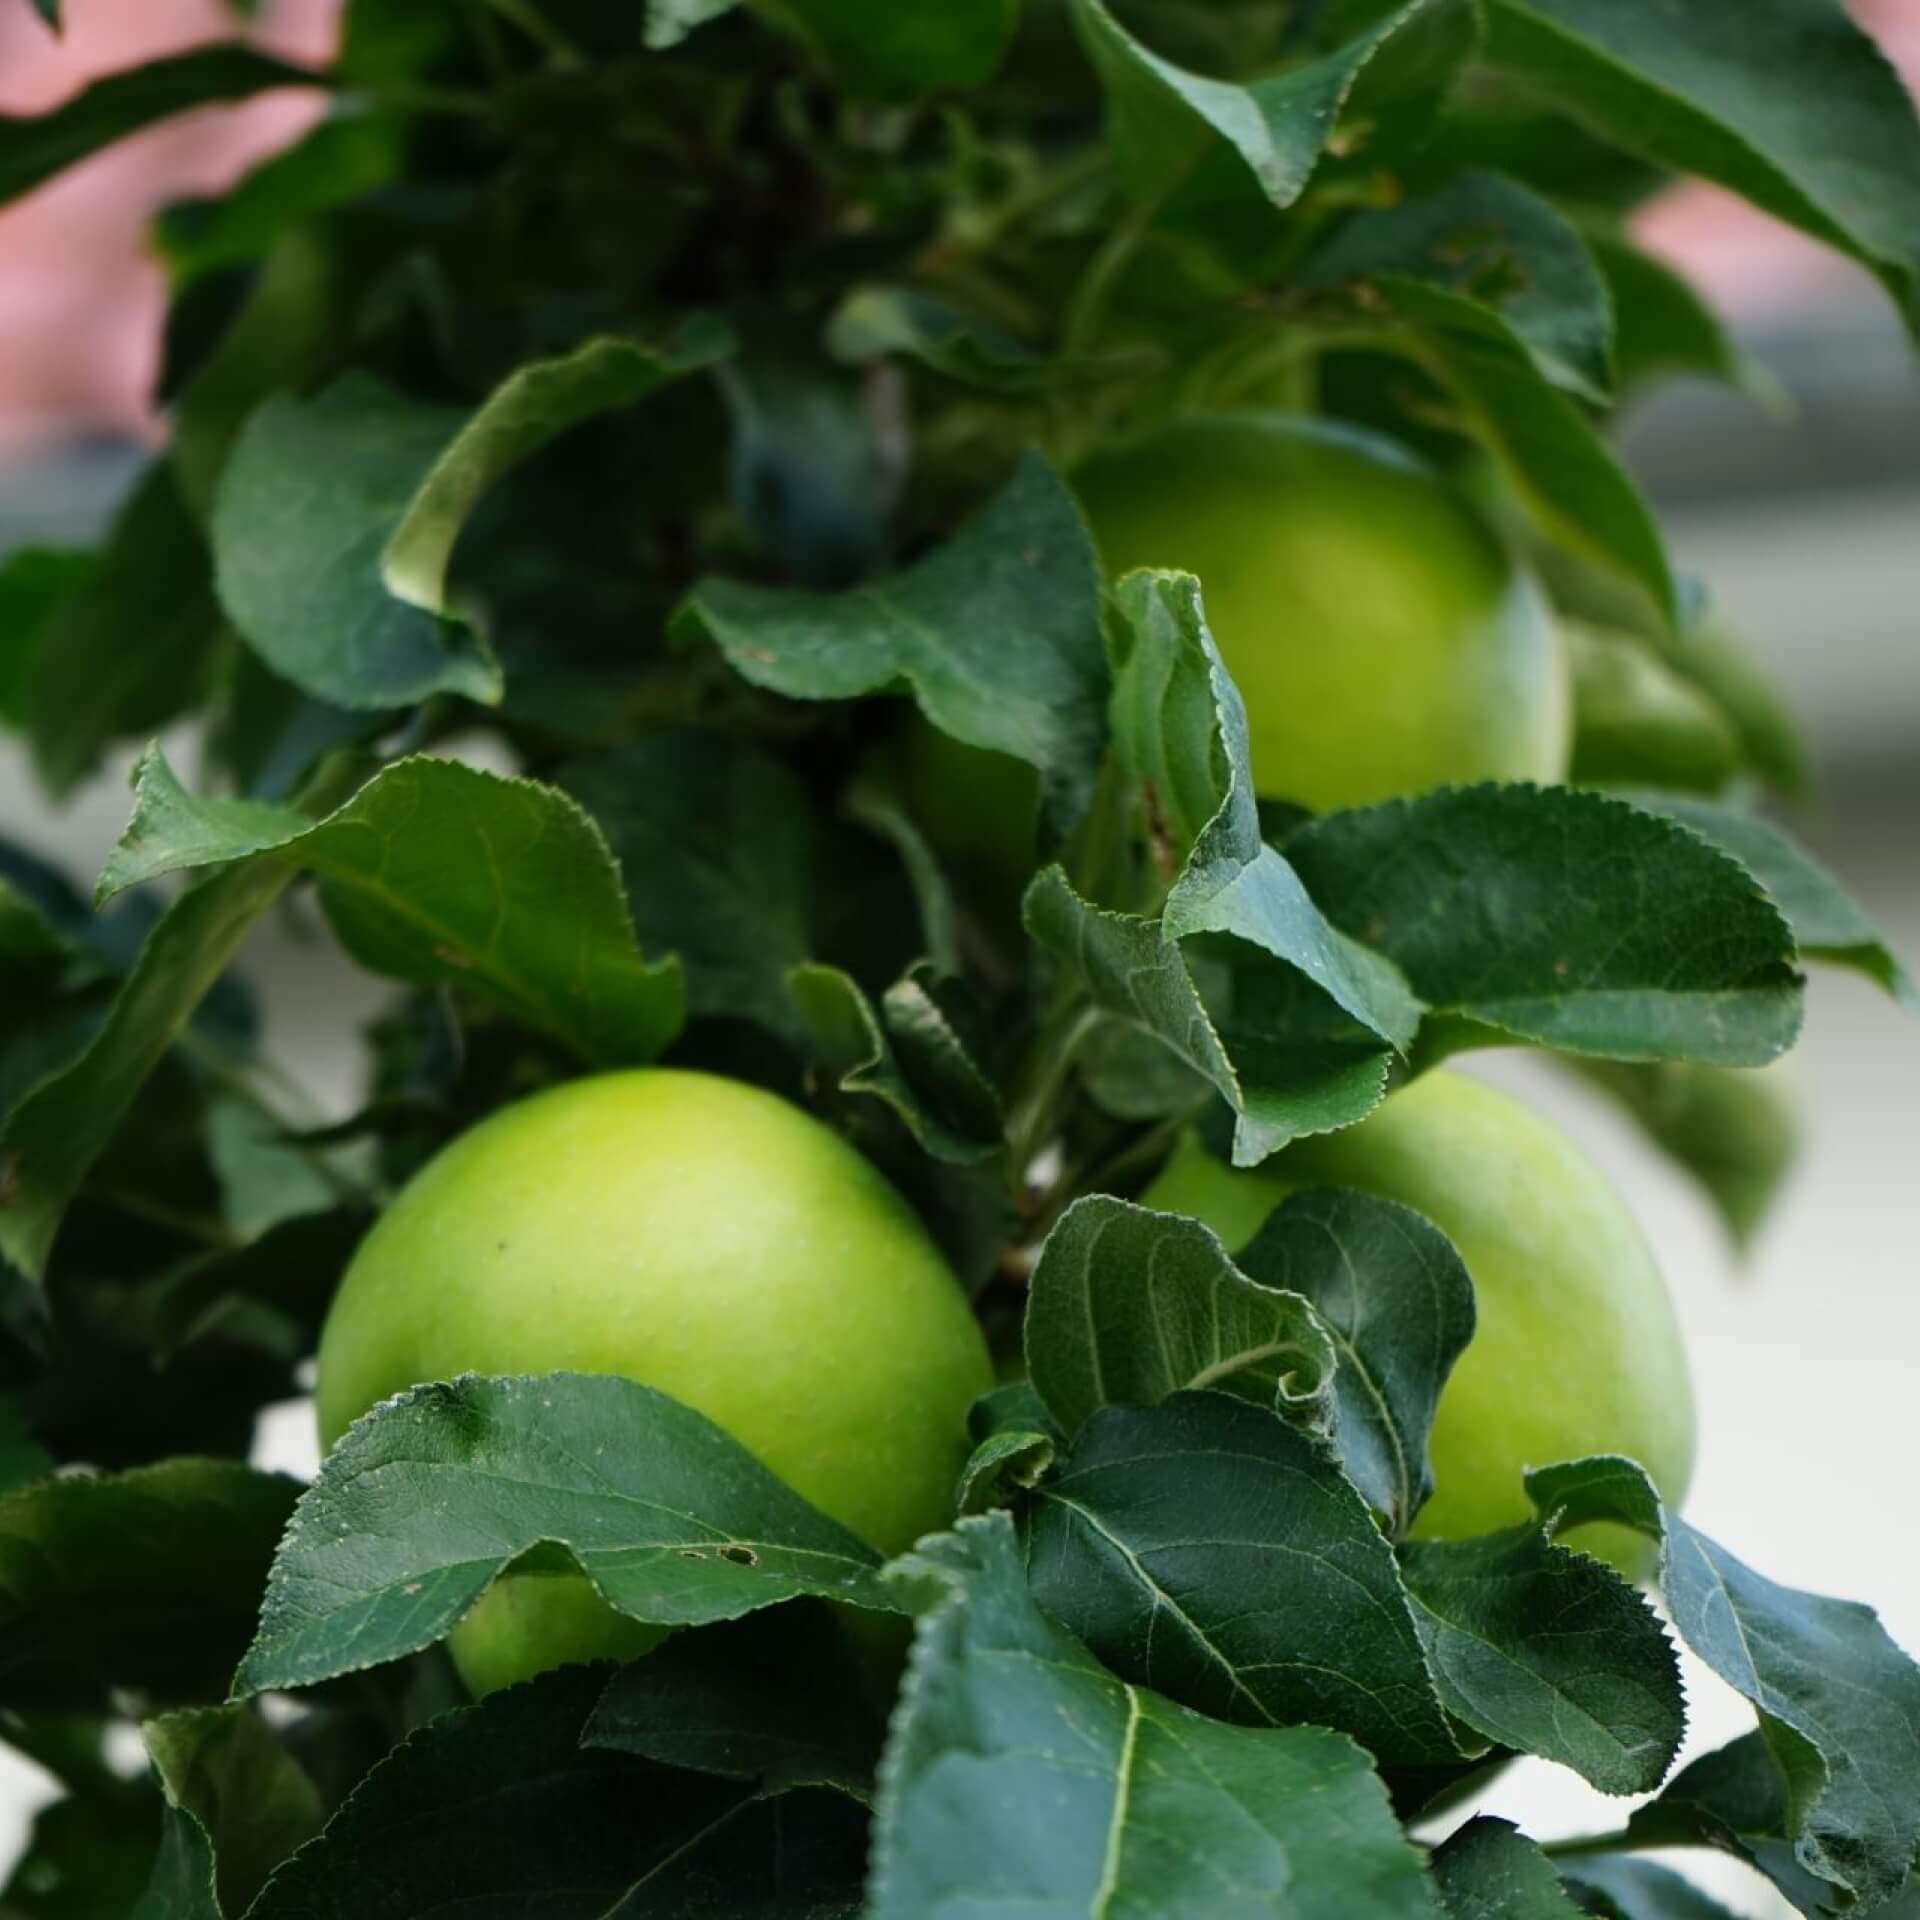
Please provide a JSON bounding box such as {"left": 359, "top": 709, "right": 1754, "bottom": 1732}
{"left": 1139, "top": 1071, "right": 1695, "bottom": 1573}
{"left": 315, "top": 1069, "right": 992, "bottom": 1695}
{"left": 1071, "top": 413, "right": 1571, "bottom": 811}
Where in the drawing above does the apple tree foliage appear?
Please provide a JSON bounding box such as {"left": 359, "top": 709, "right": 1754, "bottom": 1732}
{"left": 2, "top": 0, "right": 1919, "bottom": 1913}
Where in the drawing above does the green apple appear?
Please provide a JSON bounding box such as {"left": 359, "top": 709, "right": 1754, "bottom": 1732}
{"left": 1139, "top": 1071, "right": 1695, "bottom": 1573}
{"left": 1072, "top": 412, "right": 1571, "bottom": 811}
{"left": 315, "top": 1068, "right": 992, "bottom": 1695}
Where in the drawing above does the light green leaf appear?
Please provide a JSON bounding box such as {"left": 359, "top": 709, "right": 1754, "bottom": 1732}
{"left": 1234, "top": 1187, "right": 1475, "bottom": 1534}
{"left": 1568, "top": 621, "right": 1741, "bottom": 795}
{"left": 1567, "top": 1059, "right": 1801, "bottom": 1250}
{"left": 0, "top": 1460, "right": 298, "bottom": 1711}
{"left": 99, "top": 747, "right": 684, "bottom": 1068}
{"left": 1025, "top": 1391, "right": 1461, "bottom": 1765}
{"left": 1650, "top": 797, "right": 1919, "bottom": 1013}
{"left": 683, "top": 452, "right": 1108, "bottom": 843}
{"left": 0, "top": 46, "right": 322, "bottom": 209}
{"left": 1484, "top": 0, "right": 1920, "bottom": 333}
{"left": 1529, "top": 1456, "right": 1920, "bottom": 1911}
{"left": 1023, "top": 1195, "right": 1336, "bottom": 1440}
{"left": 214, "top": 326, "right": 729, "bottom": 710}
{"left": 233, "top": 1373, "right": 894, "bottom": 1696}
{"left": 1305, "top": 171, "right": 1614, "bottom": 401}
{"left": 1399, "top": 1526, "right": 1684, "bottom": 1795}
{"left": 871, "top": 1511, "right": 1443, "bottom": 1919}
{"left": 648, "top": 0, "right": 739, "bottom": 49}
{"left": 1281, "top": 784, "right": 1805, "bottom": 1068}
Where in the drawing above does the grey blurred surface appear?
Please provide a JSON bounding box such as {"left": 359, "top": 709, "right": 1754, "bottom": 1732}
{"left": 1, "top": 308, "right": 1917, "bottom": 1912}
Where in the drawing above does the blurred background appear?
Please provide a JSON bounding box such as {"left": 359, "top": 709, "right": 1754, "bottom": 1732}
{"left": 1, "top": 4, "right": 1915, "bottom": 1913}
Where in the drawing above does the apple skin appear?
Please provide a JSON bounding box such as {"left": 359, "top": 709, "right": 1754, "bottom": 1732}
{"left": 1071, "top": 412, "right": 1571, "bottom": 812}
{"left": 1139, "top": 1071, "right": 1695, "bottom": 1574}
{"left": 316, "top": 1069, "right": 992, "bottom": 1694}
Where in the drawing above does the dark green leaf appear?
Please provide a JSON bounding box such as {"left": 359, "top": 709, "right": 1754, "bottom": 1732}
{"left": 1529, "top": 1456, "right": 1920, "bottom": 1911}
{"left": 245, "top": 1664, "right": 758, "bottom": 1920}
{"left": 171, "top": 224, "right": 373, "bottom": 526}
{"left": 1281, "top": 784, "right": 1805, "bottom": 1067}
{"left": 956, "top": 1382, "right": 1060, "bottom": 1517}
{"left": 1483, "top": 0, "right": 1920, "bottom": 332}
{"left": 99, "top": 748, "right": 684, "bottom": 1068}
{"left": 1071, "top": 0, "right": 1450, "bottom": 237}
{"left": 755, "top": 0, "right": 1020, "bottom": 97}
{"left": 1, "top": 1790, "right": 159, "bottom": 1920}
{"left": 0, "top": 1460, "right": 297, "bottom": 1711}
{"left": 1037, "top": 570, "right": 1424, "bottom": 1163}
{"left": 152, "top": 110, "right": 402, "bottom": 288}
{"left": 1305, "top": 172, "right": 1613, "bottom": 401}
{"left": 1587, "top": 233, "right": 1763, "bottom": 398}
{"left": 1126, "top": 573, "right": 1422, "bottom": 1069}
{"left": 583, "top": 1605, "right": 884, "bottom": 1799}
{"left": 558, "top": 736, "right": 827, "bottom": 1049}
{"left": 213, "top": 326, "right": 729, "bottom": 710}
{"left": 1399, "top": 1526, "right": 1683, "bottom": 1794}
{"left": 1385, "top": 327, "right": 1675, "bottom": 619}
{"left": 789, "top": 963, "right": 1004, "bottom": 1164}
{"left": 1027, "top": 867, "right": 1396, "bottom": 1160}
{"left": 1560, "top": 1856, "right": 1744, "bottom": 1920}
{"left": 137, "top": 1706, "right": 323, "bottom": 1919}
{"left": 25, "top": 465, "right": 222, "bottom": 799}
{"left": 1566, "top": 1059, "right": 1801, "bottom": 1250}
{"left": 0, "top": 47, "right": 322, "bottom": 209}
{"left": 682, "top": 452, "right": 1108, "bottom": 844}
{"left": 1649, "top": 798, "right": 1919, "bottom": 1013}
{"left": 602, "top": 1788, "right": 869, "bottom": 1917}
{"left": 1025, "top": 1391, "right": 1460, "bottom": 1765}
{"left": 1625, "top": 1732, "right": 1841, "bottom": 1915}
{"left": 1022, "top": 1194, "right": 1336, "bottom": 1439}
{"left": 0, "top": 854, "right": 307, "bottom": 1281}
{"left": 26, "top": 0, "right": 59, "bottom": 29}
{"left": 0, "top": 1395, "right": 52, "bottom": 1496}
{"left": 1234, "top": 1187, "right": 1475, "bottom": 1533}
{"left": 233, "top": 1373, "right": 893, "bottom": 1696}
{"left": 1432, "top": 1818, "right": 1587, "bottom": 1919}
{"left": 0, "top": 547, "right": 95, "bottom": 731}
{"left": 871, "top": 1511, "right": 1443, "bottom": 1918}
{"left": 828, "top": 288, "right": 1146, "bottom": 393}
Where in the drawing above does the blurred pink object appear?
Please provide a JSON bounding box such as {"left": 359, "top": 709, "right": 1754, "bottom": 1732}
{"left": 0, "top": 0, "right": 341, "bottom": 450}
{"left": 1633, "top": 0, "right": 1920, "bottom": 319}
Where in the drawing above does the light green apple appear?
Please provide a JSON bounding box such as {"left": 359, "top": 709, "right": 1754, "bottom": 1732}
{"left": 1139, "top": 1071, "right": 1695, "bottom": 1573}
{"left": 1072, "top": 412, "right": 1571, "bottom": 811}
{"left": 316, "top": 1068, "right": 992, "bottom": 1695}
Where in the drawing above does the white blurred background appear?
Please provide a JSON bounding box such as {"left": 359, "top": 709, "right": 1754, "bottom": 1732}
{"left": 1, "top": 3, "right": 1917, "bottom": 1912}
